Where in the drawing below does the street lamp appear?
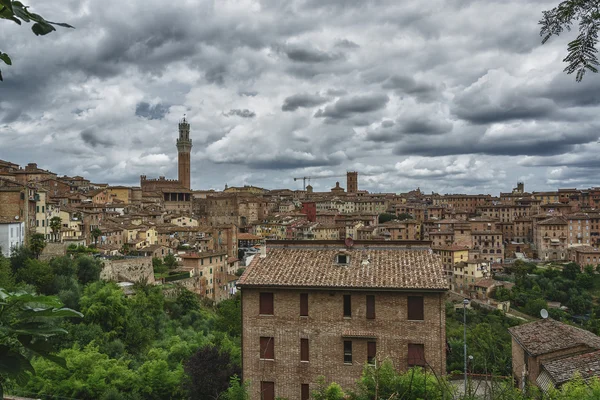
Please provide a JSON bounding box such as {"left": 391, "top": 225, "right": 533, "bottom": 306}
{"left": 463, "top": 298, "right": 470, "bottom": 394}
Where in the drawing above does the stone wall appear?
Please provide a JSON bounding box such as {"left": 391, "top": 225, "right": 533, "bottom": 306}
{"left": 39, "top": 242, "right": 67, "bottom": 261}
{"left": 100, "top": 257, "right": 155, "bottom": 284}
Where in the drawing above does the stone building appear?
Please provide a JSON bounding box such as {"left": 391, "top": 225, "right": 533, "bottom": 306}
{"left": 509, "top": 318, "right": 600, "bottom": 392}
{"left": 535, "top": 217, "right": 568, "bottom": 261}
{"left": 237, "top": 241, "right": 448, "bottom": 399}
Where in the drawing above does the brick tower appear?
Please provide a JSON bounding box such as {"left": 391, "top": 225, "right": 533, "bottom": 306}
{"left": 347, "top": 171, "right": 358, "bottom": 193}
{"left": 176, "top": 116, "right": 192, "bottom": 189}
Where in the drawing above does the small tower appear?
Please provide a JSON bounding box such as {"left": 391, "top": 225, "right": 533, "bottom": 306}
{"left": 176, "top": 115, "right": 192, "bottom": 190}
{"left": 347, "top": 171, "right": 358, "bottom": 194}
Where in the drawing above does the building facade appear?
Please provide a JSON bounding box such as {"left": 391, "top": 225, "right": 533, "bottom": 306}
{"left": 238, "top": 241, "right": 448, "bottom": 399}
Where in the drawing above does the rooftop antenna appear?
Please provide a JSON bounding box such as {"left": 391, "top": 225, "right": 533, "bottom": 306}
{"left": 540, "top": 309, "right": 548, "bottom": 319}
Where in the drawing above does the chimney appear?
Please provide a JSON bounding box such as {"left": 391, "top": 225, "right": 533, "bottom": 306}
{"left": 260, "top": 242, "right": 267, "bottom": 258}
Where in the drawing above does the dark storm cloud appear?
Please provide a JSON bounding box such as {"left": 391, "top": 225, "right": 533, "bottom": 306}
{"left": 135, "top": 102, "right": 170, "bottom": 120}
{"left": 80, "top": 129, "right": 116, "bottom": 148}
{"left": 393, "top": 123, "right": 600, "bottom": 157}
{"left": 381, "top": 75, "right": 439, "bottom": 102}
{"left": 367, "top": 117, "right": 452, "bottom": 142}
{"left": 314, "top": 94, "right": 389, "bottom": 120}
{"left": 223, "top": 109, "right": 256, "bottom": 118}
{"left": 282, "top": 93, "right": 329, "bottom": 111}
{"left": 452, "top": 89, "right": 556, "bottom": 124}
{"left": 283, "top": 44, "right": 343, "bottom": 63}
{"left": 334, "top": 39, "right": 360, "bottom": 48}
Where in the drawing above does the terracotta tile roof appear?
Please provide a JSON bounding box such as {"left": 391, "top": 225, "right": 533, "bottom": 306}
{"left": 538, "top": 217, "right": 568, "bottom": 226}
{"left": 238, "top": 247, "right": 448, "bottom": 290}
{"left": 509, "top": 319, "right": 600, "bottom": 356}
{"left": 238, "top": 233, "right": 262, "bottom": 240}
{"left": 542, "top": 350, "right": 600, "bottom": 385}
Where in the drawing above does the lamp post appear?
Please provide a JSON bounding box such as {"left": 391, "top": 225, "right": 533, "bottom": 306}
{"left": 463, "top": 298, "right": 470, "bottom": 395}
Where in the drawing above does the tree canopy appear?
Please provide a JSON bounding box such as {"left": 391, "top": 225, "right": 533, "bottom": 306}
{"left": 540, "top": 0, "right": 600, "bottom": 81}
{"left": 0, "top": 1, "right": 73, "bottom": 81}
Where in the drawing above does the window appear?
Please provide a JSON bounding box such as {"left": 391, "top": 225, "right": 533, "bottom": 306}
{"left": 300, "top": 293, "right": 308, "bottom": 316}
{"left": 337, "top": 254, "right": 348, "bottom": 264}
{"left": 408, "top": 343, "right": 426, "bottom": 366}
{"left": 367, "top": 341, "right": 377, "bottom": 365}
{"left": 261, "top": 381, "right": 275, "bottom": 400}
{"left": 260, "top": 337, "right": 274, "bottom": 359}
{"left": 344, "top": 341, "right": 352, "bottom": 364}
{"left": 366, "top": 295, "right": 375, "bottom": 319}
{"left": 301, "top": 384, "right": 310, "bottom": 400}
{"left": 407, "top": 296, "right": 424, "bottom": 320}
{"left": 260, "top": 292, "right": 274, "bottom": 315}
{"left": 343, "top": 295, "right": 351, "bottom": 317}
{"left": 301, "top": 338, "right": 309, "bottom": 362}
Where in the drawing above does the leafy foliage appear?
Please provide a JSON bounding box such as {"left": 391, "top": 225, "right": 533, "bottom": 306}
{"left": 540, "top": 0, "right": 600, "bottom": 81}
{"left": 0, "top": 288, "right": 82, "bottom": 396}
{"left": 28, "top": 233, "right": 46, "bottom": 258}
{"left": 0, "top": 0, "right": 73, "bottom": 81}
{"left": 183, "top": 345, "right": 241, "bottom": 400}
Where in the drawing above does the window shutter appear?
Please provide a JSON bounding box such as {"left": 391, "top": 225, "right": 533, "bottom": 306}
{"left": 407, "top": 296, "right": 424, "bottom": 320}
{"left": 300, "top": 293, "right": 308, "bottom": 316}
{"left": 301, "top": 384, "right": 310, "bottom": 400}
{"left": 367, "top": 341, "right": 376, "bottom": 364}
{"left": 261, "top": 381, "right": 275, "bottom": 400}
{"left": 260, "top": 337, "right": 274, "bottom": 359}
{"left": 260, "top": 292, "right": 274, "bottom": 315}
{"left": 343, "top": 295, "right": 352, "bottom": 317}
{"left": 408, "top": 343, "right": 426, "bottom": 366}
{"left": 366, "top": 295, "right": 375, "bottom": 319}
{"left": 301, "top": 338, "right": 309, "bottom": 361}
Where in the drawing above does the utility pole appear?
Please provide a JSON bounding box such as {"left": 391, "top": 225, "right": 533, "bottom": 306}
{"left": 463, "top": 298, "right": 470, "bottom": 396}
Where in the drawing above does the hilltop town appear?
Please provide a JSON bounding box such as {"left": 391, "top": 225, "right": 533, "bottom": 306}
{"left": 4, "top": 120, "right": 600, "bottom": 399}
{"left": 2, "top": 119, "right": 600, "bottom": 301}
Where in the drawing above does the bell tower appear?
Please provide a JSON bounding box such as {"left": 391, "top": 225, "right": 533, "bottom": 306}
{"left": 176, "top": 115, "right": 192, "bottom": 189}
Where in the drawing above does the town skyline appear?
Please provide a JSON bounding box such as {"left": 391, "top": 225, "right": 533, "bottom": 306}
{"left": 2, "top": 0, "right": 600, "bottom": 194}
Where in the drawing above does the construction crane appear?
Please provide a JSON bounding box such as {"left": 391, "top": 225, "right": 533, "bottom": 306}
{"left": 293, "top": 174, "right": 347, "bottom": 190}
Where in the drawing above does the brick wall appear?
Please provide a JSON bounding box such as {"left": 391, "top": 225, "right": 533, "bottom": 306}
{"left": 242, "top": 288, "right": 446, "bottom": 399}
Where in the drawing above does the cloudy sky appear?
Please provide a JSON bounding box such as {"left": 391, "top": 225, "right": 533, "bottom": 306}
{"left": 1, "top": 0, "right": 599, "bottom": 195}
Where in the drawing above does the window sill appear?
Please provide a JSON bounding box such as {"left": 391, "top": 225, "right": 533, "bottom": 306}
{"left": 407, "top": 319, "right": 424, "bottom": 322}
{"left": 343, "top": 316, "right": 352, "bottom": 319}
{"left": 344, "top": 362, "right": 353, "bottom": 366}
{"left": 259, "top": 358, "right": 275, "bottom": 361}
{"left": 299, "top": 315, "right": 308, "bottom": 319}
{"left": 259, "top": 314, "right": 274, "bottom": 317}
{"left": 300, "top": 360, "right": 309, "bottom": 363}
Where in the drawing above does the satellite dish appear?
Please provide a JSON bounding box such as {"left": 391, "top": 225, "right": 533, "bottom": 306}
{"left": 344, "top": 237, "right": 354, "bottom": 248}
{"left": 540, "top": 309, "right": 549, "bottom": 319}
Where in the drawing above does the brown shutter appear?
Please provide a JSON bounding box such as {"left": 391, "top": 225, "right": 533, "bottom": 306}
{"left": 260, "top": 337, "right": 274, "bottom": 359}
{"left": 366, "top": 295, "right": 375, "bottom": 319}
{"left": 301, "top": 338, "right": 309, "bottom": 361}
{"left": 408, "top": 343, "right": 426, "bottom": 366}
{"left": 300, "top": 293, "right": 308, "bottom": 316}
{"left": 301, "top": 384, "right": 310, "bottom": 400}
{"left": 260, "top": 292, "right": 274, "bottom": 315}
{"left": 261, "top": 381, "right": 275, "bottom": 400}
{"left": 343, "top": 295, "right": 351, "bottom": 317}
{"left": 407, "top": 296, "right": 424, "bottom": 320}
{"left": 367, "top": 341, "right": 376, "bottom": 364}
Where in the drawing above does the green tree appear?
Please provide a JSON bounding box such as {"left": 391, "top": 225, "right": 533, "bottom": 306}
{"left": 524, "top": 298, "right": 548, "bottom": 317}
{"left": 79, "top": 281, "right": 128, "bottom": 333}
{"left": 0, "top": 288, "right": 82, "bottom": 398}
{"left": 378, "top": 213, "right": 397, "bottom": 224}
{"left": 49, "top": 216, "right": 62, "bottom": 242}
{"left": 0, "top": 255, "right": 15, "bottom": 290}
{"left": 540, "top": 0, "right": 600, "bottom": 81}
{"left": 15, "top": 258, "right": 55, "bottom": 294}
{"left": 0, "top": 1, "right": 73, "bottom": 81}
{"left": 164, "top": 253, "right": 178, "bottom": 269}
{"left": 91, "top": 227, "right": 102, "bottom": 246}
{"left": 183, "top": 345, "right": 241, "bottom": 400}
{"left": 75, "top": 256, "right": 102, "bottom": 285}
{"left": 28, "top": 233, "right": 46, "bottom": 259}
{"left": 562, "top": 262, "right": 580, "bottom": 280}
{"left": 221, "top": 375, "right": 250, "bottom": 400}
{"left": 152, "top": 257, "right": 167, "bottom": 274}
{"left": 215, "top": 294, "right": 242, "bottom": 337}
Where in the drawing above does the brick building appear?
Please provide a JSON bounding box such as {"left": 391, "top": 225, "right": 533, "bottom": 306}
{"left": 238, "top": 241, "right": 448, "bottom": 399}
{"left": 535, "top": 217, "right": 568, "bottom": 261}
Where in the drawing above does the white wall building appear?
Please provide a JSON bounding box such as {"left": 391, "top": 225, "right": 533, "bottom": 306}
{"left": 0, "top": 220, "right": 25, "bottom": 257}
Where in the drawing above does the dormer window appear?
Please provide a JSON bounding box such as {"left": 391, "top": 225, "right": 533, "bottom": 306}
{"left": 337, "top": 254, "right": 349, "bottom": 264}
